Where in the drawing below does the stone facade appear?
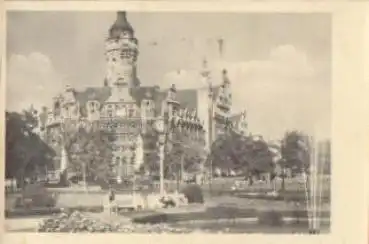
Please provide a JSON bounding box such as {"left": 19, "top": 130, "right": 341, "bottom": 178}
{"left": 36, "top": 12, "right": 247, "bottom": 182}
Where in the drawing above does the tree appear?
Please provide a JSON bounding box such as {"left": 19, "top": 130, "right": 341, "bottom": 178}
{"left": 5, "top": 110, "right": 54, "bottom": 188}
{"left": 281, "top": 131, "right": 310, "bottom": 171}
{"left": 210, "top": 130, "right": 274, "bottom": 184}
{"left": 280, "top": 130, "right": 311, "bottom": 190}
{"left": 164, "top": 126, "right": 206, "bottom": 189}
{"left": 61, "top": 121, "right": 115, "bottom": 184}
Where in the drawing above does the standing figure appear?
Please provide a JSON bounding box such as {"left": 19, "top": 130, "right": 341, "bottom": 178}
{"left": 108, "top": 186, "right": 116, "bottom": 215}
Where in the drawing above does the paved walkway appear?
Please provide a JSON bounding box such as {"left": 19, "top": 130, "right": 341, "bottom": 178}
{"left": 5, "top": 217, "right": 48, "bottom": 232}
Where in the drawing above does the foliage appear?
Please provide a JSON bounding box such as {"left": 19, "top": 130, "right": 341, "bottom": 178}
{"left": 180, "top": 184, "right": 204, "bottom": 203}
{"left": 280, "top": 131, "right": 311, "bottom": 172}
{"left": 15, "top": 183, "right": 57, "bottom": 208}
{"left": 210, "top": 130, "right": 274, "bottom": 175}
{"left": 38, "top": 210, "right": 192, "bottom": 233}
{"left": 164, "top": 127, "right": 206, "bottom": 178}
{"left": 5, "top": 110, "right": 54, "bottom": 184}
{"left": 38, "top": 211, "right": 117, "bottom": 232}
{"left": 61, "top": 122, "right": 115, "bottom": 181}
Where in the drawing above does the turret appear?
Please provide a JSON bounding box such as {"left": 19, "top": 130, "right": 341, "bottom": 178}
{"left": 61, "top": 85, "right": 79, "bottom": 119}
{"left": 105, "top": 11, "right": 139, "bottom": 91}
{"left": 216, "top": 69, "right": 232, "bottom": 113}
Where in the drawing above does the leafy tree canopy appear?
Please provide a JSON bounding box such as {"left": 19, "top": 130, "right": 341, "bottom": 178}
{"left": 280, "top": 130, "right": 311, "bottom": 172}
{"left": 5, "top": 110, "right": 54, "bottom": 182}
{"left": 61, "top": 123, "right": 115, "bottom": 181}
{"left": 210, "top": 130, "right": 274, "bottom": 174}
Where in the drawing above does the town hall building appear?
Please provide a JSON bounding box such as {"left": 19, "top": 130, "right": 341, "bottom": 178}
{"left": 37, "top": 12, "right": 248, "bottom": 184}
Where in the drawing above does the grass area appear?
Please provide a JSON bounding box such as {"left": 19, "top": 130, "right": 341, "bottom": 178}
{"left": 5, "top": 176, "right": 330, "bottom": 215}
{"left": 171, "top": 222, "right": 330, "bottom": 234}
{"left": 4, "top": 176, "right": 331, "bottom": 233}
{"left": 206, "top": 175, "right": 330, "bottom": 192}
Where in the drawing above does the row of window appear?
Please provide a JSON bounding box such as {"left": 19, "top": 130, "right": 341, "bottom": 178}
{"left": 107, "top": 50, "right": 138, "bottom": 63}
{"left": 112, "top": 145, "right": 136, "bottom": 152}
{"left": 115, "top": 133, "right": 139, "bottom": 141}
{"left": 100, "top": 121, "right": 141, "bottom": 130}
{"left": 105, "top": 103, "right": 136, "bottom": 110}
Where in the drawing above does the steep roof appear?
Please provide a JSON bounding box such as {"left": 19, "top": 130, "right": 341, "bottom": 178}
{"left": 176, "top": 89, "right": 198, "bottom": 111}
{"left": 74, "top": 87, "right": 112, "bottom": 106}
{"left": 131, "top": 86, "right": 167, "bottom": 116}
{"left": 131, "top": 86, "right": 161, "bottom": 105}
{"left": 73, "top": 86, "right": 111, "bottom": 116}
{"left": 56, "top": 83, "right": 219, "bottom": 118}
{"left": 174, "top": 85, "right": 220, "bottom": 112}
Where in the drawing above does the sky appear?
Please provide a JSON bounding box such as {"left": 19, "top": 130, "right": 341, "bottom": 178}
{"left": 6, "top": 11, "right": 331, "bottom": 140}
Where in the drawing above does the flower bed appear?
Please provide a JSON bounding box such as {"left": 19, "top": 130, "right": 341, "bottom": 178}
{"left": 37, "top": 211, "right": 193, "bottom": 233}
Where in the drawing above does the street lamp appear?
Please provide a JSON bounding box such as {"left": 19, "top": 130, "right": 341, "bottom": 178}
{"left": 154, "top": 116, "right": 166, "bottom": 196}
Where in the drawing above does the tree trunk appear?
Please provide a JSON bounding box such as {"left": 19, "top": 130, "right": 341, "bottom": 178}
{"left": 281, "top": 167, "right": 286, "bottom": 192}
{"left": 83, "top": 162, "right": 87, "bottom": 191}
{"left": 17, "top": 168, "right": 25, "bottom": 190}
{"left": 180, "top": 153, "right": 185, "bottom": 184}
{"left": 176, "top": 169, "right": 180, "bottom": 192}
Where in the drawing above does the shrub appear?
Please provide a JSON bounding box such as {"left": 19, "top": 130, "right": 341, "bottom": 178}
{"left": 16, "top": 183, "right": 57, "bottom": 208}
{"left": 180, "top": 184, "right": 204, "bottom": 204}
{"left": 258, "top": 210, "right": 283, "bottom": 226}
{"left": 37, "top": 210, "right": 192, "bottom": 233}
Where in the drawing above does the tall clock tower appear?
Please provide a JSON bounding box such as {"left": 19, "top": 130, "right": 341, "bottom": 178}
{"left": 105, "top": 11, "right": 139, "bottom": 93}
{"left": 103, "top": 12, "right": 142, "bottom": 181}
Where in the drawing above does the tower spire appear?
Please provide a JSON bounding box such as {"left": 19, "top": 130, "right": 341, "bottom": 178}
{"left": 105, "top": 11, "right": 139, "bottom": 99}
{"left": 117, "top": 11, "right": 127, "bottom": 20}
{"left": 109, "top": 11, "right": 134, "bottom": 38}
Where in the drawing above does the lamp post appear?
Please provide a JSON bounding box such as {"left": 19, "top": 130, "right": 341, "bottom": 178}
{"left": 154, "top": 116, "right": 166, "bottom": 196}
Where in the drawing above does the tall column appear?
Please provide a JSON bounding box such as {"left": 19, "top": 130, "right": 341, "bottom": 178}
{"left": 159, "top": 139, "right": 165, "bottom": 195}
{"left": 208, "top": 84, "right": 215, "bottom": 189}
{"left": 155, "top": 117, "right": 166, "bottom": 196}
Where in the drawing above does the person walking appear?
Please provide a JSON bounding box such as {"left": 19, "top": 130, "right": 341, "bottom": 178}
{"left": 108, "top": 186, "right": 116, "bottom": 215}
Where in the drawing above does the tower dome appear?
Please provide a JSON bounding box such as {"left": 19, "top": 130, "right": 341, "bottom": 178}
{"left": 109, "top": 11, "right": 134, "bottom": 38}
{"left": 105, "top": 11, "right": 139, "bottom": 101}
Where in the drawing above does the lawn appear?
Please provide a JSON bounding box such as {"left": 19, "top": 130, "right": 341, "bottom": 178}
{"left": 5, "top": 176, "right": 330, "bottom": 214}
